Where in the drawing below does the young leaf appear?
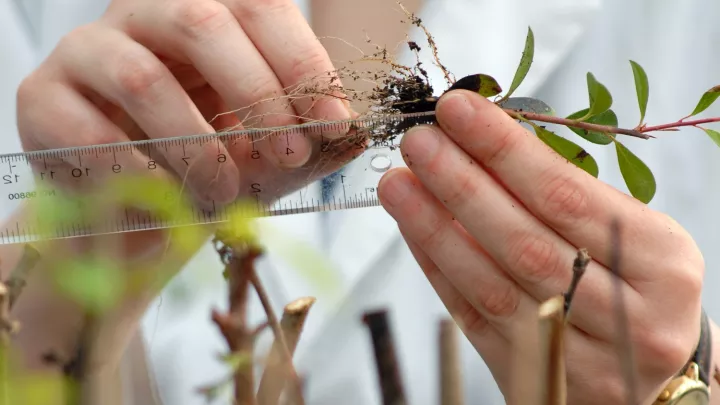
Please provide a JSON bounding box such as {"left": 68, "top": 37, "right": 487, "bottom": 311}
{"left": 565, "top": 109, "right": 617, "bottom": 145}
{"left": 629, "top": 60, "right": 649, "bottom": 124}
{"left": 703, "top": 128, "right": 720, "bottom": 148}
{"left": 53, "top": 258, "right": 126, "bottom": 314}
{"left": 498, "top": 97, "right": 555, "bottom": 116}
{"left": 504, "top": 26, "right": 535, "bottom": 99}
{"left": 615, "top": 141, "right": 656, "bottom": 203}
{"left": 446, "top": 74, "right": 502, "bottom": 98}
{"left": 532, "top": 124, "right": 599, "bottom": 177}
{"left": 583, "top": 72, "right": 613, "bottom": 119}
{"left": 689, "top": 85, "right": 720, "bottom": 117}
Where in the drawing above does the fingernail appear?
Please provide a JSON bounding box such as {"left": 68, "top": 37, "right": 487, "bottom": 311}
{"left": 401, "top": 125, "right": 440, "bottom": 165}
{"left": 380, "top": 170, "right": 413, "bottom": 207}
{"left": 272, "top": 130, "right": 311, "bottom": 168}
{"left": 437, "top": 91, "right": 476, "bottom": 131}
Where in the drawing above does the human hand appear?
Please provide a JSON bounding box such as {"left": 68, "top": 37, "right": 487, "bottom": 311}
{"left": 10, "top": 0, "right": 356, "bottom": 370}
{"left": 15, "top": 0, "right": 357, "bottom": 253}
{"left": 377, "top": 89, "right": 706, "bottom": 404}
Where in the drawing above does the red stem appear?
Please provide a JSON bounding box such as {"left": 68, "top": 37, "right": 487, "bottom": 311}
{"left": 641, "top": 117, "right": 720, "bottom": 132}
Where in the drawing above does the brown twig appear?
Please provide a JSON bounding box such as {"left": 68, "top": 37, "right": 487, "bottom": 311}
{"left": 563, "top": 248, "right": 591, "bottom": 317}
{"left": 211, "top": 246, "right": 260, "bottom": 405}
{"left": 538, "top": 295, "right": 567, "bottom": 405}
{"left": 640, "top": 117, "right": 720, "bottom": 132}
{"left": 248, "top": 272, "right": 306, "bottom": 405}
{"left": 362, "top": 309, "right": 407, "bottom": 405}
{"left": 609, "top": 219, "right": 638, "bottom": 405}
{"left": 5, "top": 244, "right": 41, "bottom": 309}
{"left": 257, "top": 297, "right": 316, "bottom": 405}
{"left": 0, "top": 282, "right": 14, "bottom": 405}
{"left": 438, "top": 319, "right": 463, "bottom": 405}
{"left": 503, "top": 109, "right": 651, "bottom": 140}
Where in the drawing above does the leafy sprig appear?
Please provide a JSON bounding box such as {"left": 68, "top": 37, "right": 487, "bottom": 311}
{"left": 460, "top": 27, "right": 720, "bottom": 204}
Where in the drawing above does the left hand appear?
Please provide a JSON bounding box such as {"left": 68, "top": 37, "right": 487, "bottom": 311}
{"left": 377, "top": 89, "right": 706, "bottom": 404}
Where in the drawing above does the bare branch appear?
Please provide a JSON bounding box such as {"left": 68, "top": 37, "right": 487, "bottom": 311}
{"left": 257, "top": 297, "right": 316, "bottom": 405}
{"left": 438, "top": 319, "right": 463, "bottom": 405}
{"left": 362, "top": 309, "right": 407, "bottom": 405}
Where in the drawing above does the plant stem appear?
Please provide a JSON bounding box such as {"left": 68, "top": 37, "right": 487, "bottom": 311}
{"left": 5, "top": 244, "right": 41, "bottom": 309}
{"left": 502, "top": 109, "right": 651, "bottom": 139}
{"left": 211, "top": 247, "right": 258, "bottom": 405}
{"left": 249, "top": 272, "right": 305, "bottom": 405}
{"left": 257, "top": 297, "right": 315, "bottom": 405}
{"left": 362, "top": 309, "right": 407, "bottom": 405}
{"left": 538, "top": 296, "right": 567, "bottom": 405}
{"left": 504, "top": 108, "right": 720, "bottom": 140}
{"left": 640, "top": 117, "right": 720, "bottom": 132}
{"left": 0, "top": 283, "right": 11, "bottom": 405}
{"left": 438, "top": 319, "right": 463, "bottom": 405}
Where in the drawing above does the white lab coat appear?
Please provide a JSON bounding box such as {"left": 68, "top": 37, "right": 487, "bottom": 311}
{"left": 2, "top": 1, "right": 720, "bottom": 405}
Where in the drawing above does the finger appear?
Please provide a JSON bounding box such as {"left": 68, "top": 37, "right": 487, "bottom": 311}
{"left": 17, "top": 79, "right": 174, "bottom": 192}
{"left": 434, "top": 90, "right": 701, "bottom": 286}
{"left": 55, "top": 23, "right": 239, "bottom": 207}
{"left": 379, "top": 168, "right": 532, "bottom": 329}
{"left": 223, "top": 0, "right": 351, "bottom": 124}
{"left": 400, "top": 231, "right": 509, "bottom": 368}
{"left": 124, "top": 0, "right": 314, "bottom": 169}
{"left": 396, "top": 124, "right": 641, "bottom": 340}
{"left": 404, "top": 228, "right": 621, "bottom": 405}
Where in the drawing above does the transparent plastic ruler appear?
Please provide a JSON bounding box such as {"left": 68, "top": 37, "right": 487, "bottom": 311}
{"left": 0, "top": 111, "right": 436, "bottom": 244}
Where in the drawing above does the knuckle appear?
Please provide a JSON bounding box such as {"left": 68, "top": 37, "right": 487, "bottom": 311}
{"left": 114, "top": 53, "right": 166, "bottom": 99}
{"left": 477, "top": 282, "right": 519, "bottom": 318}
{"left": 535, "top": 172, "right": 591, "bottom": 231}
{"left": 228, "top": 0, "right": 292, "bottom": 21}
{"left": 635, "top": 320, "right": 694, "bottom": 378}
{"left": 416, "top": 215, "right": 450, "bottom": 253}
{"left": 437, "top": 166, "right": 478, "bottom": 210}
{"left": 170, "top": 0, "right": 235, "bottom": 40}
{"left": 455, "top": 299, "right": 489, "bottom": 337}
{"left": 288, "top": 48, "right": 330, "bottom": 82}
{"left": 506, "top": 231, "right": 562, "bottom": 285}
{"left": 482, "top": 125, "right": 520, "bottom": 169}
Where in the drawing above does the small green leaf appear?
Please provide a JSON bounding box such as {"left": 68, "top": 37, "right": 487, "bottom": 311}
{"left": 703, "top": 128, "right": 720, "bottom": 148}
{"left": 689, "top": 85, "right": 720, "bottom": 117}
{"left": 218, "top": 352, "right": 252, "bottom": 372}
{"left": 584, "top": 72, "right": 613, "bottom": 119}
{"left": 498, "top": 97, "right": 555, "bottom": 116}
{"left": 53, "top": 258, "right": 126, "bottom": 314}
{"left": 504, "top": 26, "right": 535, "bottom": 99}
{"left": 532, "top": 124, "right": 599, "bottom": 177}
{"left": 565, "top": 109, "right": 617, "bottom": 145}
{"left": 615, "top": 141, "right": 656, "bottom": 203}
{"left": 446, "top": 74, "right": 502, "bottom": 98}
{"left": 629, "top": 60, "right": 650, "bottom": 124}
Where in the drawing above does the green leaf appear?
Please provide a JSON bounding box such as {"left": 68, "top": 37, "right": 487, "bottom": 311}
{"left": 532, "top": 124, "right": 599, "bottom": 177}
{"left": 498, "top": 97, "right": 555, "bottom": 116}
{"left": 565, "top": 109, "right": 617, "bottom": 145}
{"left": 615, "top": 141, "right": 656, "bottom": 203}
{"left": 446, "top": 74, "right": 502, "bottom": 98}
{"left": 218, "top": 352, "right": 252, "bottom": 372}
{"left": 629, "top": 60, "right": 650, "bottom": 124}
{"left": 584, "top": 72, "right": 613, "bottom": 119}
{"left": 689, "top": 85, "right": 720, "bottom": 117}
{"left": 53, "top": 258, "right": 126, "bottom": 314}
{"left": 504, "top": 26, "right": 535, "bottom": 99}
{"left": 703, "top": 128, "right": 720, "bottom": 148}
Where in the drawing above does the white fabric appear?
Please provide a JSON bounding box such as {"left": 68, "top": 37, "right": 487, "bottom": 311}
{"left": 2, "top": 1, "right": 720, "bottom": 405}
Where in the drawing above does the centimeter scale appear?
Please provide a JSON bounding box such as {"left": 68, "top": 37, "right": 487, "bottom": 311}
{"left": 0, "top": 111, "right": 438, "bottom": 245}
